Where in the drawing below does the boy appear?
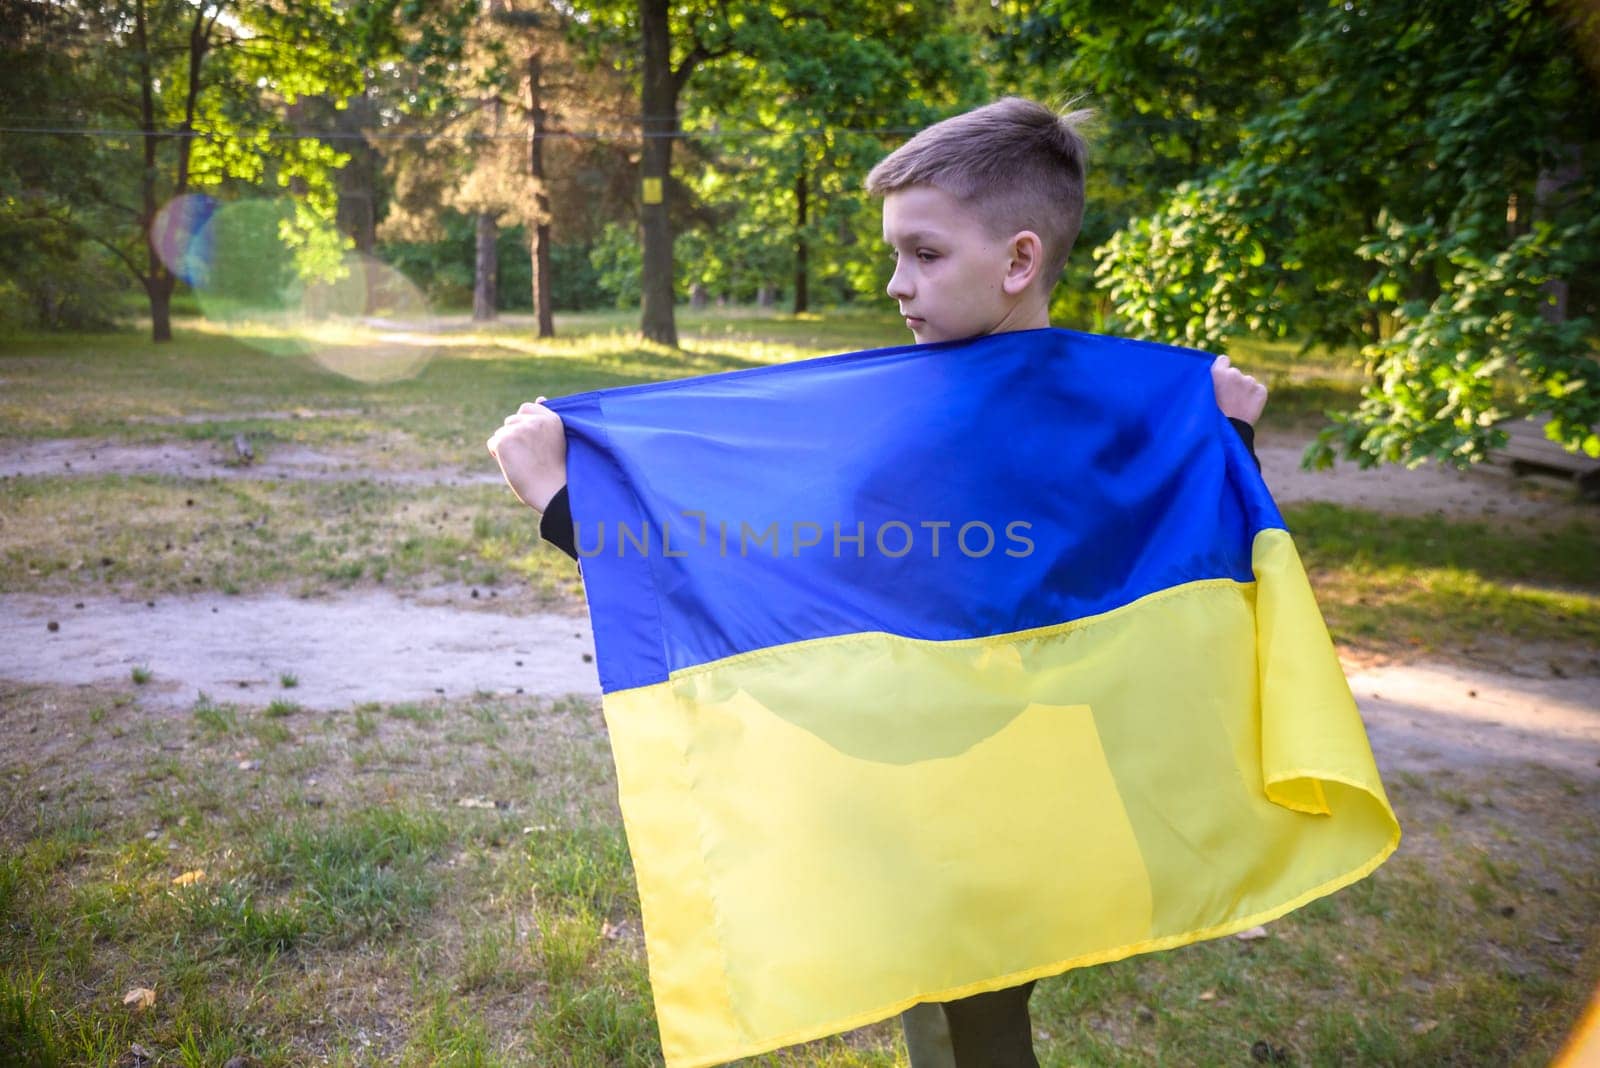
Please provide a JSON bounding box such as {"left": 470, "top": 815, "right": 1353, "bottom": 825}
{"left": 489, "top": 98, "right": 1267, "bottom": 1065}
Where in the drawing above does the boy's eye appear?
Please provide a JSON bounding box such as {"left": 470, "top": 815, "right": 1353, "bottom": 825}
{"left": 916, "top": 250, "right": 938, "bottom": 262}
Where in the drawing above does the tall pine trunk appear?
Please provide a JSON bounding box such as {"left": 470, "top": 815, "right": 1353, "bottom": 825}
{"left": 473, "top": 212, "right": 498, "bottom": 322}
{"left": 792, "top": 167, "right": 808, "bottom": 315}
{"left": 528, "top": 51, "right": 554, "bottom": 338}
{"left": 638, "top": 0, "right": 678, "bottom": 347}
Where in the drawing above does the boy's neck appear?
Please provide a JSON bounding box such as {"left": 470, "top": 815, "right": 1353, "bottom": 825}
{"left": 985, "top": 296, "right": 1051, "bottom": 337}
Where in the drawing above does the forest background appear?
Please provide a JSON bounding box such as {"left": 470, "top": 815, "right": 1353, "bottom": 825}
{"left": 2, "top": 0, "right": 1597, "bottom": 468}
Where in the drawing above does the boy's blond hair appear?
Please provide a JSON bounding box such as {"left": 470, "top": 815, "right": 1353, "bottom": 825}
{"left": 866, "top": 97, "right": 1091, "bottom": 285}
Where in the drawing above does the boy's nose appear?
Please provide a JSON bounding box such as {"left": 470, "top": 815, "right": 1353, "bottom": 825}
{"left": 886, "top": 263, "right": 912, "bottom": 302}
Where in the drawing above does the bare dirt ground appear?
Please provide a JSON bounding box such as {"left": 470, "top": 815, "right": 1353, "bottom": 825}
{"left": 0, "top": 589, "right": 597, "bottom": 710}
{"left": 3, "top": 427, "right": 1597, "bottom": 779}
{"left": 0, "top": 436, "right": 499, "bottom": 485}
{"left": 1257, "top": 430, "right": 1599, "bottom": 524}
{"left": 5, "top": 426, "right": 1592, "bottom": 515}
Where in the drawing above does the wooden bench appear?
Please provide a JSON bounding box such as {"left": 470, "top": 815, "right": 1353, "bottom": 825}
{"left": 1493, "top": 415, "right": 1600, "bottom": 500}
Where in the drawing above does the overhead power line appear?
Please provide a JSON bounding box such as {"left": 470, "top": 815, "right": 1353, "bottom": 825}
{"left": 0, "top": 123, "right": 927, "bottom": 142}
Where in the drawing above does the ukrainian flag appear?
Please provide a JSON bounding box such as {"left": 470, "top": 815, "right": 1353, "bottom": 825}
{"left": 546, "top": 328, "right": 1399, "bottom": 1067}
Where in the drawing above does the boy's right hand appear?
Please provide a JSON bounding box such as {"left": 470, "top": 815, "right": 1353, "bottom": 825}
{"left": 487, "top": 397, "right": 567, "bottom": 513}
{"left": 1210, "top": 355, "right": 1268, "bottom": 426}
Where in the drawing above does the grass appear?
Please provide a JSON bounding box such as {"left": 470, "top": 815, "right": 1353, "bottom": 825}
{"left": 265, "top": 698, "right": 299, "bottom": 719}
{"left": 0, "top": 306, "right": 906, "bottom": 457}
{"left": 1224, "top": 336, "right": 1369, "bottom": 430}
{"left": 1287, "top": 502, "right": 1600, "bottom": 658}
{"left": 1, "top": 681, "right": 1595, "bottom": 1066}
{"left": 2, "top": 308, "right": 1597, "bottom": 1064}
{"left": 0, "top": 307, "right": 913, "bottom": 602}
{"left": 0, "top": 476, "right": 581, "bottom": 601}
{"left": 5, "top": 481, "right": 1591, "bottom": 662}
{"left": 191, "top": 692, "right": 236, "bottom": 735}
{"left": 2, "top": 307, "right": 1592, "bottom": 662}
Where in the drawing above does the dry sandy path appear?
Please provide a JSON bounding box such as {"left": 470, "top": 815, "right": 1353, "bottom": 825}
{"left": 1257, "top": 431, "right": 1597, "bottom": 523}
{"left": 0, "top": 591, "right": 597, "bottom": 709}
{"left": 2, "top": 591, "right": 1596, "bottom": 777}
{"left": 3, "top": 427, "right": 1596, "bottom": 778}
{"left": 5, "top": 428, "right": 1596, "bottom": 518}
{"left": 0, "top": 437, "right": 499, "bottom": 485}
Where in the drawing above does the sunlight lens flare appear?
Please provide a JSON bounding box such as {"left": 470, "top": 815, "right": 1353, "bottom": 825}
{"left": 188, "top": 199, "right": 305, "bottom": 354}
{"left": 149, "top": 194, "right": 218, "bottom": 287}
{"left": 170, "top": 198, "right": 438, "bottom": 381}
{"left": 295, "top": 252, "right": 438, "bottom": 383}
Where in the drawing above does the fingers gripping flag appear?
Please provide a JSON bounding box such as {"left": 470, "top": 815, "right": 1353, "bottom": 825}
{"left": 544, "top": 328, "right": 1400, "bottom": 1067}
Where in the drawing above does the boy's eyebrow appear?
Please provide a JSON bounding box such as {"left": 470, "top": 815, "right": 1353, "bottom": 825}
{"left": 885, "top": 229, "right": 946, "bottom": 244}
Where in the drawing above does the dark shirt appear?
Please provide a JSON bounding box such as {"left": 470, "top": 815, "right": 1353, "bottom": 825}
{"left": 537, "top": 418, "right": 1260, "bottom": 562}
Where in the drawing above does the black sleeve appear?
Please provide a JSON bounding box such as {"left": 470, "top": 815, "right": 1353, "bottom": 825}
{"left": 539, "top": 484, "right": 579, "bottom": 560}
{"left": 1227, "top": 418, "right": 1261, "bottom": 471}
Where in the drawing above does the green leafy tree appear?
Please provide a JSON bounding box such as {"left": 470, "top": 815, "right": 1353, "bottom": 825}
{"left": 378, "top": 0, "right": 633, "bottom": 328}
{"left": 680, "top": 3, "right": 985, "bottom": 313}
{"left": 976, "top": 0, "right": 1307, "bottom": 328}
{"left": 1087, "top": 0, "right": 1599, "bottom": 466}
{"left": 103, "top": 1, "right": 368, "bottom": 340}
{"left": 565, "top": 0, "right": 984, "bottom": 343}
{"left": 0, "top": 0, "right": 472, "bottom": 340}
{"left": 0, "top": 1, "right": 123, "bottom": 328}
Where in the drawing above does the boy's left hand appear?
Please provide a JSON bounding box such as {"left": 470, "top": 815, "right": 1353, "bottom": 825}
{"left": 1211, "top": 355, "right": 1267, "bottom": 426}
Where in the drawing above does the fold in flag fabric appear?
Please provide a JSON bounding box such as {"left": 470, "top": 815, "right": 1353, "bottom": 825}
{"left": 545, "top": 327, "right": 1400, "bottom": 1068}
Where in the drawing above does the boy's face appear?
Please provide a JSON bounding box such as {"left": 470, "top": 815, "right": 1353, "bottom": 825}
{"left": 881, "top": 184, "right": 1022, "bottom": 345}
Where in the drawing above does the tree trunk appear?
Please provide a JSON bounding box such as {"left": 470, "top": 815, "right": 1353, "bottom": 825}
{"left": 793, "top": 167, "right": 809, "bottom": 315}
{"left": 1534, "top": 147, "right": 1581, "bottom": 323}
{"left": 638, "top": 0, "right": 678, "bottom": 347}
{"left": 136, "top": 0, "right": 168, "bottom": 342}
{"left": 135, "top": 0, "right": 207, "bottom": 342}
{"left": 474, "top": 212, "right": 498, "bottom": 322}
{"left": 148, "top": 278, "right": 174, "bottom": 342}
{"left": 528, "top": 50, "right": 554, "bottom": 338}
{"left": 334, "top": 93, "right": 379, "bottom": 254}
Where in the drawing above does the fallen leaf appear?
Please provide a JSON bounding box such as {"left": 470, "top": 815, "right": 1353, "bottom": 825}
{"left": 123, "top": 986, "right": 156, "bottom": 1011}
{"left": 1234, "top": 925, "right": 1270, "bottom": 941}
{"left": 457, "top": 797, "right": 497, "bottom": 809}
{"left": 171, "top": 869, "right": 205, "bottom": 887}
{"left": 124, "top": 1042, "right": 156, "bottom": 1067}
{"left": 237, "top": 760, "right": 260, "bottom": 771}
{"left": 1198, "top": 989, "right": 1216, "bottom": 1002}
{"left": 1412, "top": 1019, "right": 1439, "bottom": 1035}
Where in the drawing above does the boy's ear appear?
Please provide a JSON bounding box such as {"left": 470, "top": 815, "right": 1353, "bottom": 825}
{"left": 1001, "top": 231, "right": 1044, "bottom": 297}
